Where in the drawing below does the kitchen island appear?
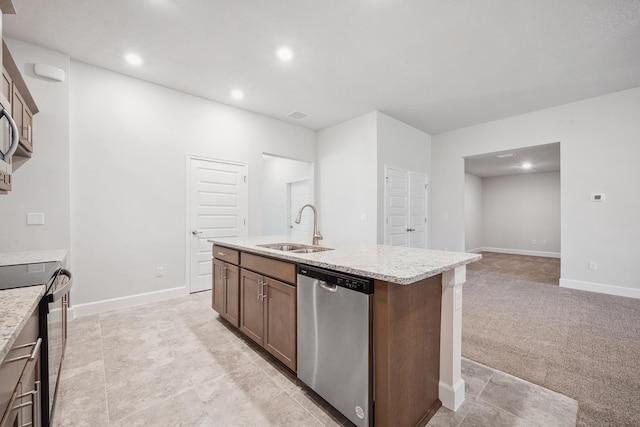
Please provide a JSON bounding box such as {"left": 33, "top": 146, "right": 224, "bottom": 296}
{"left": 209, "top": 236, "right": 480, "bottom": 427}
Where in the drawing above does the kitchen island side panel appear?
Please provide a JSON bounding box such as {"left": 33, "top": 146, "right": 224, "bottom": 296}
{"left": 374, "top": 275, "right": 442, "bottom": 427}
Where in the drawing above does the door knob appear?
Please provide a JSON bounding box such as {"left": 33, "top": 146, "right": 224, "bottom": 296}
{"left": 192, "top": 230, "right": 202, "bottom": 236}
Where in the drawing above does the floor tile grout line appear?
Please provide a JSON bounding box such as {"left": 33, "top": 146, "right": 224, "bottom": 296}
{"left": 97, "top": 316, "right": 111, "bottom": 427}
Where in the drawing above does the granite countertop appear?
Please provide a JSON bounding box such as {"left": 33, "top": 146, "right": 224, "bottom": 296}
{"left": 0, "top": 285, "right": 45, "bottom": 364}
{"left": 0, "top": 249, "right": 68, "bottom": 267}
{"left": 209, "top": 236, "right": 481, "bottom": 285}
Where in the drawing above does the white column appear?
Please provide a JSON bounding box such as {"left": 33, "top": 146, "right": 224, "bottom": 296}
{"left": 439, "top": 265, "right": 466, "bottom": 410}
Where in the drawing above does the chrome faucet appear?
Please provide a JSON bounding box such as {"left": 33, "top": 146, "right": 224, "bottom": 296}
{"left": 295, "top": 204, "right": 323, "bottom": 246}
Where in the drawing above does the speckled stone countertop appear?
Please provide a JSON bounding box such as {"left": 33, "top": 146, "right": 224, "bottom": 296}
{"left": 209, "top": 236, "right": 481, "bottom": 285}
{"left": 0, "top": 249, "right": 68, "bottom": 267}
{"left": 0, "top": 285, "right": 45, "bottom": 364}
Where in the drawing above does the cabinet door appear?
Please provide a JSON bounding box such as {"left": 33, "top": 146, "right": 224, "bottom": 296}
{"left": 263, "top": 278, "right": 297, "bottom": 371}
{"left": 211, "top": 259, "right": 224, "bottom": 314}
{"left": 239, "top": 269, "right": 264, "bottom": 346}
{"left": 23, "top": 106, "right": 32, "bottom": 148}
{"left": 1, "top": 68, "right": 11, "bottom": 103}
{"left": 222, "top": 263, "right": 240, "bottom": 327}
{"left": 11, "top": 84, "right": 23, "bottom": 143}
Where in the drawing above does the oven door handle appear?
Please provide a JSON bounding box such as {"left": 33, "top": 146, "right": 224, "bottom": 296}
{"left": 49, "top": 269, "right": 73, "bottom": 302}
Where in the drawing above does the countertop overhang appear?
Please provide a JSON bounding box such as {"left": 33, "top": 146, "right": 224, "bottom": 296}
{"left": 209, "top": 236, "right": 481, "bottom": 285}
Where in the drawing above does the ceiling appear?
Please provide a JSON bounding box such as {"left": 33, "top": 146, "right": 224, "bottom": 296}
{"left": 465, "top": 142, "right": 560, "bottom": 178}
{"left": 3, "top": 1, "right": 640, "bottom": 134}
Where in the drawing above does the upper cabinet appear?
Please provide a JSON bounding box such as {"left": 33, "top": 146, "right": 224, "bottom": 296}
{"left": 0, "top": 38, "right": 39, "bottom": 194}
{"left": 3, "top": 41, "right": 38, "bottom": 159}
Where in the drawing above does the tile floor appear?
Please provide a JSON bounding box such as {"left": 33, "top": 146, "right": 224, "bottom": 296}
{"left": 54, "top": 291, "right": 577, "bottom": 426}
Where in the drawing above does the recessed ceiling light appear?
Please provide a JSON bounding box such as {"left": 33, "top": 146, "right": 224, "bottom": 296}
{"left": 522, "top": 162, "right": 532, "bottom": 169}
{"left": 231, "top": 89, "right": 244, "bottom": 100}
{"left": 125, "top": 53, "right": 143, "bottom": 66}
{"left": 276, "top": 47, "right": 294, "bottom": 62}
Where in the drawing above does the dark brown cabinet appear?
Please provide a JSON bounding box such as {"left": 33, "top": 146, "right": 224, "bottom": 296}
{"left": 0, "top": 307, "right": 41, "bottom": 427}
{"left": 212, "top": 247, "right": 240, "bottom": 327}
{"left": 239, "top": 268, "right": 296, "bottom": 370}
{"left": 212, "top": 245, "right": 297, "bottom": 372}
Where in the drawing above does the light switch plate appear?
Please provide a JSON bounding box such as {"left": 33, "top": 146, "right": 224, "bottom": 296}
{"left": 27, "top": 213, "right": 45, "bottom": 225}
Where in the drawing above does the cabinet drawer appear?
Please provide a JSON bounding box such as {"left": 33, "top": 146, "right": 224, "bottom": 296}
{"left": 213, "top": 245, "right": 239, "bottom": 265}
{"left": 241, "top": 252, "right": 296, "bottom": 285}
{"left": 0, "top": 309, "right": 39, "bottom": 422}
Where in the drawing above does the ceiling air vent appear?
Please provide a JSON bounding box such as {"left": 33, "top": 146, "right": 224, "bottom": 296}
{"left": 287, "top": 110, "right": 310, "bottom": 121}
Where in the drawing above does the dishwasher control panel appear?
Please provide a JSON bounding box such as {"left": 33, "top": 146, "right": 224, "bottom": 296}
{"left": 298, "top": 265, "right": 373, "bottom": 294}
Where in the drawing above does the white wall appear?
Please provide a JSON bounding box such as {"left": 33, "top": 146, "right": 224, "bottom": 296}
{"left": 482, "top": 172, "right": 560, "bottom": 254}
{"left": 261, "top": 156, "right": 313, "bottom": 235}
{"left": 317, "top": 112, "right": 378, "bottom": 244}
{"left": 70, "top": 61, "right": 316, "bottom": 307}
{"left": 464, "top": 173, "right": 482, "bottom": 252}
{"left": 0, "top": 38, "right": 70, "bottom": 252}
{"left": 432, "top": 87, "right": 640, "bottom": 298}
{"left": 377, "top": 112, "right": 431, "bottom": 244}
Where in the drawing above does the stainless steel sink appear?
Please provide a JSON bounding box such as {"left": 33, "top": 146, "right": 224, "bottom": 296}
{"left": 290, "top": 247, "right": 333, "bottom": 254}
{"left": 257, "top": 243, "right": 333, "bottom": 253}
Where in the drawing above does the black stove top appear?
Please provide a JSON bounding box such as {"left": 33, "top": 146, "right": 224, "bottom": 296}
{"left": 0, "top": 261, "right": 62, "bottom": 291}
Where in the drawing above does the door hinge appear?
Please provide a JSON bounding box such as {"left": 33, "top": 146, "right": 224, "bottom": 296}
{"left": 243, "top": 219, "right": 246, "bottom": 226}
{"left": 243, "top": 176, "right": 247, "bottom": 183}
{"left": 425, "top": 217, "right": 427, "bottom": 223}
{"left": 425, "top": 184, "right": 428, "bottom": 189}
{"left": 385, "top": 176, "right": 389, "bottom": 183}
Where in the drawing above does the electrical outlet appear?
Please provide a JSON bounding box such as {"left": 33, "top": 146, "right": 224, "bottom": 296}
{"left": 532, "top": 240, "right": 537, "bottom": 245}
{"left": 156, "top": 267, "right": 165, "bottom": 277}
{"left": 588, "top": 261, "right": 597, "bottom": 270}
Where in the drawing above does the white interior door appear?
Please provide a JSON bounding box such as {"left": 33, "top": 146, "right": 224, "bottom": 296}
{"left": 385, "top": 168, "right": 409, "bottom": 246}
{"left": 385, "top": 167, "right": 428, "bottom": 248}
{"left": 189, "top": 158, "right": 248, "bottom": 293}
{"left": 288, "top": 180, "right": 311, "bottom": 239}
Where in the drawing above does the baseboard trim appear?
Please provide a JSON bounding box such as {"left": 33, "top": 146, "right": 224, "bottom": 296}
{"left": 69, "top": 286, "right": 189, "bottom": 318}
{"left": 479, "top": 247, "right": 560, "bottom": 258}
{"left": 466, "top": 247, "right": 483, "bottom": 254}
{"left": 560, "top": 279, "right": 640, "bottom": 299}
{"left": 439, "top": 379, "right": 465, "bottom": 411}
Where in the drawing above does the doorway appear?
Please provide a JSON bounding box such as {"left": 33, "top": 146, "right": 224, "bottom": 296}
{"left": 261, "top": 154, "right": 314, "bottom": 237}
{"left": 187, "top": 156, "right": 248, "bottom": 293}
{"left": 463, "top": 142, "right": 561, "bottom": 284}
{"left": 287, "top": 180, "right": 311, "bottom": 239}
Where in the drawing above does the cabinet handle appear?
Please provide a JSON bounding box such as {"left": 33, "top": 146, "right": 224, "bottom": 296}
{"left": 262, "top": 281, "right": 267, "bottom": 300}
{"left": 5, "top": 338, "right": 42, "bottom": 363}
{"left": 217, "top": 251, "right": 228, "bottom": 256}
{"left": 258, "top": 280, "right": 263, "bottom": 300}
{"left": 222, "top": 266, "right": 227, "bottom": 281}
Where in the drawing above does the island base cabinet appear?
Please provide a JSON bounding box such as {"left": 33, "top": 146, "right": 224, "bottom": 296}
{"left": 239, "top": 269, "right": 264, "bottom": 344}
{"left": 212, "top": 259, "right": 240, "bottom": 327}
{"left": 239, "top": 268, "right": 296, "bottom": 371}
{"left": 374, "top": 274, "right": 442, "bottom": 427}
{"left": 263, "top": 278, "right": 296, "bottom": 370}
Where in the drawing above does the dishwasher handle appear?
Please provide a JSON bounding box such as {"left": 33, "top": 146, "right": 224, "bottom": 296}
{"left": 318, "top": 280, "right": 337, "bottom": 293}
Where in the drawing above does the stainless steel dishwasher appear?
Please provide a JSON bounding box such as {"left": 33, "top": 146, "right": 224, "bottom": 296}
{"left": 297, "top": 264, "right": 373, "bottom": 427}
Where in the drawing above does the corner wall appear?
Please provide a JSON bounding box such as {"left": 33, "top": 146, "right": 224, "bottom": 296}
{"left": 317, "top": 112, "right": 378, "bottom": 244}
{"left": 432, "top": 87, "right": 640, "bottom": 298}
{"left": 377, "top": 112, "right": 431, "bottom": 245}
{"left": 482, "top": 171, "right": 560, "bottom": 255}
